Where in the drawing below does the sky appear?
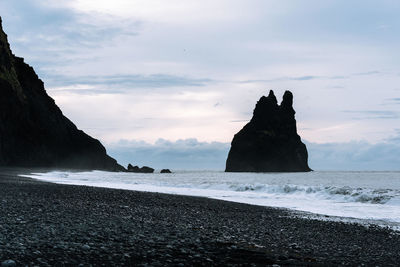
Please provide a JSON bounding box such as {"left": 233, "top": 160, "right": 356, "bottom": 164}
{"left": 1, "top": 0, "right": 400, "bottom": 170}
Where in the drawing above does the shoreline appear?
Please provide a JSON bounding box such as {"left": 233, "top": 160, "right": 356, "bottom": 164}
{"left": 21, "top": 169, "right": 400, "bottom": 231}
{"left": 1, "top": 169, "right": 400, "bottom": 265}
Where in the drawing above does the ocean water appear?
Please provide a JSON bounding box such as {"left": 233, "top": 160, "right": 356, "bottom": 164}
{"left": 22, "top": 171, "right": 400, "bottom": 226}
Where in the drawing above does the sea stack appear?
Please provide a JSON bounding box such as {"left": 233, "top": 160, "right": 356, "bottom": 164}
{"left": 225, "top": 90, "right": 311, "bottom": 172}
{"left": 0, "top": 17, "right": 124, "bottom": 171}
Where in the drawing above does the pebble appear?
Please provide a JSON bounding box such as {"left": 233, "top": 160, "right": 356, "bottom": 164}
{"left": 1, "top": 260, "right": 16, "bottom": 267}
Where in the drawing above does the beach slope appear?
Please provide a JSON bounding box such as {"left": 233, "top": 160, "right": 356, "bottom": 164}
{"left": 0, "top": 170, "right": 399, "bottom": 266}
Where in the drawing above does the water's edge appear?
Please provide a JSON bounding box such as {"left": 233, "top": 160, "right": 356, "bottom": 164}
{"left": 21, "top": 170, "right": 400, "bottom": 231}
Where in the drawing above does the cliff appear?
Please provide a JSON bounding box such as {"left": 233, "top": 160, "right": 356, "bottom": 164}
{"left": 0, "top": 17, "right": 124, "bottom": 171}
{"left": 225, "top": 90, "right": 311, "bottom": 172}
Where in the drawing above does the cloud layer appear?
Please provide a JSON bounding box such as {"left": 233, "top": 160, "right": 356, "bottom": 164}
{"left": 306, "top": 140, "right": 400, "bottom": 171}
{"left": 107, "top": 138, "right": 400, "bottom": 171}
{"left": 107, "top": 139, "right": 230, "bottom": 170}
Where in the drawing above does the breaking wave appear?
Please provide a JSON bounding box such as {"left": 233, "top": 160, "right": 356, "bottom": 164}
{"left": 225, "top": 184, "right": 397, "bottom": 204}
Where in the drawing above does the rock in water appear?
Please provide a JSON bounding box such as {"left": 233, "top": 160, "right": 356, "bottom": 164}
{"left": 140, "top": 166, "right": 155, "bottom": 173}
{"left": 225, "top": 90, "right": 311, "bottom": 172}
{"left": 127, "top": 164, "right": 154, "bottom": 173}
{"left": 0, "top": 17, "right": 124, "bottom": 171}
{"left": 127, "top": 164, "right": 141, "bottom": 172}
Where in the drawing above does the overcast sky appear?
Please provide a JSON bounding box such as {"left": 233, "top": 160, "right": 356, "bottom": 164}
{"left": 1, "top": 0, "right": 400, "bottom": 170}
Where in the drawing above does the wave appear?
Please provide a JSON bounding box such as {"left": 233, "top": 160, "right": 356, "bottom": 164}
{"left": 222, "top": 184, "right": 399, "bottom": 205}
{"left": 26, "top": 171, "right": 400, "bottom": 205}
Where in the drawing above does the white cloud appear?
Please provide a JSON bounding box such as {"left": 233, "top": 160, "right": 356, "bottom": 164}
{"left": 51, "top": 88, "right": 242, "bottom": 143}
{"left": 106, "top": 138, "right": 231, "bottom": 170}
{"left": 67, "top": 0, "right": 272, "bottom": 24}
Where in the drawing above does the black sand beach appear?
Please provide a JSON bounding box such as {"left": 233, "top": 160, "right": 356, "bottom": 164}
{"left": 1, "top": 170, "right": 399, "bottom": 266}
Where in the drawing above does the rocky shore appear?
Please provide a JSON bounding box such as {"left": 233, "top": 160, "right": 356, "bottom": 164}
{"left": 0, "top": 169, "right": 399, "bottom": 266}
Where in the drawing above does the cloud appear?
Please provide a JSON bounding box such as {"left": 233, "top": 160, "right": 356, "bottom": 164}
{"left": 386, "top": 129, "right": 400, "bottom": 143}
{"left": 238, "top": 75, "right": 320, "bottom": 84}
{"left": 230, "top": 120, "right": 249, "bottom": 123}
{"left": 385, "top": 98, "right": 400, "bottom": 104}
{"left": 46, "top": 74, "right": 213, "bottom": 93}
{"left": 106, "top": 138, "right": 230, "bottom": 170}
{"left": 105, "top": 137, "right": 400, "bottom": 171}
{"left": 330, "top": 76, "right": 348, "bottom": 80}
{"left": 352, "top": 71, "right": 381, "bottom": 76}
{"left": 5, "top": 1, "right": 139, "bottom": 47}
{"left": 342, "top": 110, "right": 400, "bottom": 120}
{"left": 306, "top": 139, "right": 400, "bottom": 171}
{"left": 238, "top": 71, "right": 384, "bottom": 84}
{"left": 0, "top": 0, "right": 140, "bottom": 68}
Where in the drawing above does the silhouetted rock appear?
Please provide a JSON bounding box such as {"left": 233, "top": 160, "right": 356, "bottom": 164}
{"left": 127, "top": 164, "right": 154, "bottom": 173}
{"left": 160, "top": 169, "right": 172, "bottom": 173}
{"left": 225, "top": 90, "right": 311, "bottom": 172}
{"left": 127, "top": 164, "right": 140, "bottom": 172}
{"left": 141, "top": 166, "right": 155, "bottom": 173}
{"left": 0, "top": 17, "right": 124, "bottom": 171}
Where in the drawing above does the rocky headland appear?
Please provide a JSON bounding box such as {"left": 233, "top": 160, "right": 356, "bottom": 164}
{"left": 0, "top": 17, "right": 124, "bottom": 171}
{"left": 226, "top": 90, "right": 311, "bottom": 172}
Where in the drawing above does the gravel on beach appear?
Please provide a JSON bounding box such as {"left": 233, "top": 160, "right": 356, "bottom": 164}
{"left": 0, "top": 169, "right": 399, "bottom": 266}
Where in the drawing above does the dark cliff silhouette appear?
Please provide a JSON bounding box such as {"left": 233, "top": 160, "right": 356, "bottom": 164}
{"left": 0, "top": 17, "right": 124, "bottom": 171}
{"left": 225, "top": 90, "right": 311, "bottom": 172}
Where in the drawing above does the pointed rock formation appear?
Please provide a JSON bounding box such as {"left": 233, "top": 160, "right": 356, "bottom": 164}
{"left": 0, "top": 17, "right": 124, "bottom": 171}
{"left": 225, "top": 90, "right": 311, "bottom": 172}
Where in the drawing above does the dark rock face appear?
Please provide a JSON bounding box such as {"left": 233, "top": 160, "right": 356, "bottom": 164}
{"left": 127, "top": 164, "right": 140, "bottom": 172}
{"left": 140, "top": 166, "right": 155, "bottom": 173}
{"left": 225, "top": 90, "right": 311, "bottom": 172}
{"left": 127, "top": 164, "right": 154, "bottom": 173}
{"left": 160, "top": 169, "right": 172, "bottom": 173}
{"left": 0, "top": 17, "right": 124, "bottom": 171}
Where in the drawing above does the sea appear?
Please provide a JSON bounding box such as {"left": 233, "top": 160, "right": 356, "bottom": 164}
{"left": 22, "top": 171, "right": 400, "bottom": 229}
